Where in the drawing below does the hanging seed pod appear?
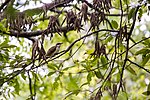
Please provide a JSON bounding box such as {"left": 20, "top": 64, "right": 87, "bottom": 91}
{"left": 31, "top": 39, "right": 39, "bottom": 61}
{"left": 93, "top": 0, "right": 112, "bottom": 12}
{"left": 74, "top": 18, "right": 82, "bottom": 32}
{"left": 95, "top": 40, "right": 101, "bottom": 57}
{"left": 46, "top": 15, "right": 61, "bottom": 36}
{"left": 93, "top": 0, "right": 103, "bottom": 9}
{"left": 38, "top": 43, "right": 46, "bottom": 62}
{"left": 48, "top": 16, "right": 60, "bottom": 29}
{"left": 66, "top": 11, "right": 77, "bottom": 28}
{"left": 100, "top": 44, "right": 106, "bottom": 55}
{"left": 81, "top": 2, "right": 88, "bottom": 22}
{"left": 90, "top": 12, "right": 100, "bottom": 30}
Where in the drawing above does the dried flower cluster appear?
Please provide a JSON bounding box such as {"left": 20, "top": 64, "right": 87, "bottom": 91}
{"left": 46, "top": 15, "right": 61, "bottom": 36}
{"left": 8, "top": 12, "right": 33, "bottom": 32}
{"left": 93, "top": 0, "right": 112, "bottom": 12}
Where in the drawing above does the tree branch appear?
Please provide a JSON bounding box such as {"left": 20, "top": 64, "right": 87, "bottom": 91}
{"left": 117, "top": 5, "right": 140, "bottom": 95}
{"left": 127, "top": 59, "right": 150, "bottom": 74}
{"left": 2, "top": 26, "right": 74, "bottom": 38}
{"left": 128, "top": 5, "right": 140, "bottom": 38}
{"left": 21, "top": 0, "right": 74, "bottom": 13}
{"left": 28, "top": 71, "right": 34, "bottom": 100}
{"left": 36, "top": 29, "right": 119, "bottom": 67}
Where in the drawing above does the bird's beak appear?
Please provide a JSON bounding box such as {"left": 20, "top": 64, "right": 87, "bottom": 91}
{"left": 57, "top": 43, "right": 63, "bottom": 45}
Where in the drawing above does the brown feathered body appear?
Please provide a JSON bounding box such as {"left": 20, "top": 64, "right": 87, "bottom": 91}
{"left": 45, "top": 43, "right": 62, "bottom": 58}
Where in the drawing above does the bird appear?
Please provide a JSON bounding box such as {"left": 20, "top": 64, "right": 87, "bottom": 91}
{"left": 45, "top": 43, "right": 62, "bottom": 58}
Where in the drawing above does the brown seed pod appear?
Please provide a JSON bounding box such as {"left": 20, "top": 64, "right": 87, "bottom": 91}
{"left": 90, "top": 12, "right": 100, "bottom": 30}
{"left": 81, "top": 2, "right": 88, "bottom": 22}
{"left": 66, "top": 11, "right": 77, "bottom": 27}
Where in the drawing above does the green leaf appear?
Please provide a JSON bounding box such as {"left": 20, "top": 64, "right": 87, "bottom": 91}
{"left": 138, "top": 8, "right": 143, "bottom": 20}
{"left": 5, "top": 4, "right": 18, "bottom": 19}
{"left": 25, "top": 8, "right": 43, "bottom": 16}
{"left": 47, "top": 72, "right": 55, "bottom": 76}
{"left": 0, "top": 40, "right": 9, "bottom": 48}
{"left": 33, "top": 73, "right": 40, "bottom": 81}
{"left": 94, "top": 70, "right": 103, "bottom": 79}
{"left": 15, "top": 55, "right": 23, "bottom": 60}
{"left": 113, "top": 72, "right": 121, "bottom": 83}
{"left": 0, "top": 79, "right": 4, "bottom": 87}
{"left": 21, "top": 72, "right": 26, "bottom": 80}
{"left": 142, "top": 38, "right": 150, "bottom": 47}
{"left": 135, "top": 48, "right": 150, "bottom": 55}
{"left": 104, "top": 80, "right": 111, "bottom": 89}
{"left": 0, "top": 44, "right": 16, "bottom": 49}
{"left": 119, "top": 43, "right": 125, "bottom": 51}
{"left": 47, "top": 63, "right": 57, "bottom": 70}
{"left": 105, "top": 35, "right": 113, "bottom": 43}
{"left": 67, "top": 73, "right": 79, "bottom": 91}
{"left": 141, "top": 54, "right": 150, "bottom": 66}
{"left": 147, "top": 83, "right": 150, "bottom": 92}
{"left": 111, "top": 20, "right": 118, "bottom": 29}
{"left": 87, "top": 72, "right": 93, "bottom": 83}
{"left": 53, "top": 81, "right": 59, "bottom": 90}
{"left": 123, "top": 0, "right": 129, "bottom": 4}
{"left": 0, "top": 21, "right": 7, "bottom": 32}
{"left": 117, "top": 91, "right": 128, "bottom": 100}
{"left": 142, "top": 91, "right": 150, "bottom": 96}
{"left": 14, "top": 79, "right": 20, "bottom": 95}
{"left": 81, "top": 63, "right": 91, "bottom": 70}
{"left": 126, "top": 66, "right": 137, "bottom": 75}
{"left": 63, "top": 65, "right": 76, "bottom": 71}
{"left": 101, "top": 56, "right": 108, "bottom": 68}
{"left": 86, "top": 48, "right": 94, "bottom": 54}
{"left": 128, "top": 8, "right": 136, "bottom": 20}
{"left": 72, "top": 90, "right": 80, "bottom": 95}
{"left": 111, "top": 67, "right": 117, "bottom": 74}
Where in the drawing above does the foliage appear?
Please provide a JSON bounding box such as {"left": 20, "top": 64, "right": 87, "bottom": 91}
{"left": 0, "top": 0, "right": 150, "bottom": 100}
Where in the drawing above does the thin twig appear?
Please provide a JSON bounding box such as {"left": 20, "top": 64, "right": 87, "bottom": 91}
{"left": 37, "top": 29, "right": 119, "bottom": 67}
{"left": 117, "top": 5, "right": 140, "bottom": 95}
{"left": 127, "top": 59, "right": 150, "bottom": 74}
{"left": 28, "top": 71, "right": 34, "bottom": 100}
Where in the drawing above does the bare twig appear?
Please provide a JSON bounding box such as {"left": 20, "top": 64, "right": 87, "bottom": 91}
{"left": 32, "top": 29, "right": 119, "bottom": 68}
{"left": 2, "top": 26, "right": 74, "bottom": 38}
{"left": 117, "top": 5, "right": 140, "bottom": 95}
{"left": 127, "top": 59, "right": 150, "bottom": 74}
{"left": 28, "top": 71, "right": 34, "bottom": 100}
